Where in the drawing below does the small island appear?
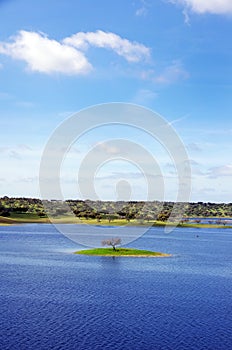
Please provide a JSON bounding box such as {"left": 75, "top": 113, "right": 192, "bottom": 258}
{"left": 75, "top": 247, "right": 170, "bottom": 258}
{"left": 75, "top": 238, "right": 170, "bottom": 257}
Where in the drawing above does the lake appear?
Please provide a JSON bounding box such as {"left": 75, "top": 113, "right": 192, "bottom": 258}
{"left": 0, "top": 224, "right": 232, "bottom": 350}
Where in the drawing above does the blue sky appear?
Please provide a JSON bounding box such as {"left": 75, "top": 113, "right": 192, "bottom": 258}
{"left": 0, "top": 0, "right": 232, "bottom": 202}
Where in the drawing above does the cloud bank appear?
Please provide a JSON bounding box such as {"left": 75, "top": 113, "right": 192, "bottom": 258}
{"left": 0, "top": 30, "right": 150, "bottom": 75}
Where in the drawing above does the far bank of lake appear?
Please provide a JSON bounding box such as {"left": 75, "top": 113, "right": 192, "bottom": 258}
{"left": 1, "top": 214, "right": 232, "bottom": 229}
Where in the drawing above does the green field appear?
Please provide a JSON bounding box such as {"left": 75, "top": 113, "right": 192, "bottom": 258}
{"left": 75, "top": 247, "right": 170, "bottom": 257}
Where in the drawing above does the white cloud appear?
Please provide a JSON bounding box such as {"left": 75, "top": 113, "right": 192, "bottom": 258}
{"left": 96, "top": 142, "right": 121, "bottom": 155}
{"left": 170, "top": 0, "right": 232, "bottom": 15}
{"left": 0, "top": 144, "right": 33, "bottom": 158}
{"left": 135, "top": 0, "right": 149, "bottom": 17}
{"left": 17, "top": 100, "right": 35, "bottom": 108}
{"left": 0, "top": 30, "right": 150, "bottom": 75}
{"left": 0, "top": 30, "right": 92, "bottom": 75}
{"left": 139, "top": 61, "right": 188, "bottom": 84}
{"left": 16, "top": 176, "right": 38, "bottom": 183}
{"left": 154, "top": 61, "right": 189, "bottom": 84}
{"left": 207, "top": 165, "right": 232, "bottom": 178}
{"left": 187, "top": 142, "right": 202, "bottom": 152}
{"left": 63, "top": 30, "right": 150, "bottom": 63}
{"left": 133, "top": 88, "right": 157, "bottom": 104}
{"left": 136, "top": 7, "right": 147, "bottom": 16}
{"left": 167, "top": 113, "right": 189, "bottom": 126}
{"left": 18, "top": 144, "right": 32, "bottom": 151}
{"left": 0, "top": 91, "right": 11, "bottom": 99}
{"left": 182, "top": 8, "right": 191, "bottom": 24}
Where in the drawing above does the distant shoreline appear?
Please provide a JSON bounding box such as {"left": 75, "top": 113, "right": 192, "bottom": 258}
{"left": 1, "top": 215, "right": 232, "bottom": 229}
{"left": 1, "top": 197, "right": 232, "bottom": 228}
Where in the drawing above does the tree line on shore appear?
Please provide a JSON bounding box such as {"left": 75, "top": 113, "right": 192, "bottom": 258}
{"left": 0, "top": 196, "right": 232, "bottom": 222}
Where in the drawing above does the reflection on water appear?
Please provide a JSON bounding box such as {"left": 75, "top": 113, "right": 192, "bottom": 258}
{"left": 0, "top": 224, "right": 232, "bottom": 350}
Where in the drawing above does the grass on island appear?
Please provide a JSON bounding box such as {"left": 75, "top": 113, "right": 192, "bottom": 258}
{"left": 75, "top": 247, "right": 170, "bottom": 257}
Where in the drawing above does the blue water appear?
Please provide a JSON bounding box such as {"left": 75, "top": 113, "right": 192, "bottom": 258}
{"left": 187, "top": 217, "right": 232, "bottom": 225}
{"left": 0, "top": 224, "right": 232, "bottom": 350}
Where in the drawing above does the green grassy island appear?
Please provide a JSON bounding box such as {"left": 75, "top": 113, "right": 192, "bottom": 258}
{"left": 75, "top": 247, "right": 170, "bottom": 257}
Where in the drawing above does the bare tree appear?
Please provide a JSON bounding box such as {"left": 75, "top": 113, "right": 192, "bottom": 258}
{"left": 102, "top": 237, "right": 122, "bottom": 251}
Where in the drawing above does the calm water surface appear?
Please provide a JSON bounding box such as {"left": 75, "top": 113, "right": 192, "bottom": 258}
{"left": 0, "top": 224, "right": 232, "bottom": 350}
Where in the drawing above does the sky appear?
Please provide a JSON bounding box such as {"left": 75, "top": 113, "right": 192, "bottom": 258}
{"left": 0, "top": 0, "right": 232, "bottom": 202}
